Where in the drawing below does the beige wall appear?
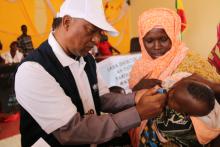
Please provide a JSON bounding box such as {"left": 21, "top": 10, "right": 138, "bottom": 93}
{"left": 130, "top": 0, "right": 220, "bottom": 57}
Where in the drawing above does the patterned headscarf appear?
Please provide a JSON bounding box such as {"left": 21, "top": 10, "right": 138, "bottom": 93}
{"left": 129, "top": 8, "right": 189, "bottom": 88}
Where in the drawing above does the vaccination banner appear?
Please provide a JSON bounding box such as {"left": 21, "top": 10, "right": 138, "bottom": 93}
{"left": 97, "top": 53, "right": 141, "bottom": 93}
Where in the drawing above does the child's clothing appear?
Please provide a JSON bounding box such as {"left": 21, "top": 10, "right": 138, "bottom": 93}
{"left": 155, "top": 107, "right": 201, "bottom": 147}
{"left": 191, "top": 100, "right": 220, "bottom": 144}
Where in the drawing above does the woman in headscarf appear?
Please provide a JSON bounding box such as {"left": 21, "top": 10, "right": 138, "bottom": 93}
{"left": 129, "top": 8, "right": 220, "bottom": 147}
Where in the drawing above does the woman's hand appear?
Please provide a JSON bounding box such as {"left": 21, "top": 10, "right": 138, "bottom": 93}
{"left": 132, "top": 78, "right": 162, "bottom": 91}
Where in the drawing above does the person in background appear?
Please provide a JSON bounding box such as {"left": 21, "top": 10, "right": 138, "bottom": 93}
{"left": 0, "top": 41, "right": 5, "bottom": 63}
{"left": 97, "top": 32, "right": 120, "bottom": 56}
{"left": 14, "top": 1, "right": 167, "bottom": 146}
{"left": 2, "top": 41, "right": 23, "bottom": 64}
{"left": 208, "top": 23, "right": 220, "bottom": 74}
{"left": 17, "top": 24, "right": 34, "bottom": 57}
{"left": 128, "top": 8, "right": 220, "bottom": 147}
{"left": 0, "top": 41, "right": 21, "bottom": 122}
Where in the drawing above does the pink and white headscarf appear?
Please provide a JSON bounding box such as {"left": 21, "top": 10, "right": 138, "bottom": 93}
{"left": 129, "top": 8, "right": 189, "bottom": 89}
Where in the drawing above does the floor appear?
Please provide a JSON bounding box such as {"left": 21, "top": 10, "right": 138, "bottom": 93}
{"left": 0, "top": 113, "right": 20, "bottom": 147}
{"left": 0, "top": 134, "right": 20, "bottom": 147}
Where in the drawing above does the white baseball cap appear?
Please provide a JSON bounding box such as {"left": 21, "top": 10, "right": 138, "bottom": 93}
{"left": 57, "top": 0, "right": 119, "bottom": 36}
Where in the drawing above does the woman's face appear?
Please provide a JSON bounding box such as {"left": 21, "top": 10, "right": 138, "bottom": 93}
{"left": 143, "top": 28, "right": 172, "bottom": 59}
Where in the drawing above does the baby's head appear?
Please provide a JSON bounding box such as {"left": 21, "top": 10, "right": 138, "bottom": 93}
{"left": 167, "top": 79, "right": 215, "bottom": 116}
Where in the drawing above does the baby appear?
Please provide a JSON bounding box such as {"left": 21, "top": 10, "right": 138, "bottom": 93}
{"left": 156, "top": 73, "right": 217, "bottom": 146}
{"left": 138, "top": 72, "right": 220, "bottom": 146}
{"left": 163, "top": 72, "right": 215, "bottom": 116}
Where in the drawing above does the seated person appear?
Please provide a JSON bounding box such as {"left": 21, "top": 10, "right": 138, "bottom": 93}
{"left": 1, "top": 41, "right": 23, "bottom": 64}
{"left": 136, "top": 72, "right": 220, "bottom": 147}
{"left": 97, "top": 32, "right": 120, "bottom": 56}
{"left": 0, "top": 41, "right": 5, "bottom": 63}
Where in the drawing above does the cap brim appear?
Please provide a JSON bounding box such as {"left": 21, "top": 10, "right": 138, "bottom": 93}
{"left": 86, "top": 18, "right": 119, "bottom": 36}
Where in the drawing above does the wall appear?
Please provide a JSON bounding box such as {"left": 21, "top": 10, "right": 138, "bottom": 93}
{"left": 0, "top": 0, "right": 63, "bottom": 53}
{"left": 130, "top": 0, "right": 220, "bottom": 57}
{"left": 104, "top": 0, "right": 132, "bottom": 54}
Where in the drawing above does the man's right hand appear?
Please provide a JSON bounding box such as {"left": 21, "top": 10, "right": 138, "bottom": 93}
{"left": 135, "top": 90, "right": 167, "bottom": 120}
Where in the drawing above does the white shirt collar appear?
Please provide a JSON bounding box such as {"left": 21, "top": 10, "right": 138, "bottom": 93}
{"left": 48, "top": 32, "right": 84, "bottom": 67}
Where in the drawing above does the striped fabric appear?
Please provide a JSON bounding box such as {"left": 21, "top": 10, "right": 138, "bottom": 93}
{"left": 176, "top": 0, "right": 187, "bottom": 32}
{"left": 208, "top": 23, "right": 220, "bottom": 74}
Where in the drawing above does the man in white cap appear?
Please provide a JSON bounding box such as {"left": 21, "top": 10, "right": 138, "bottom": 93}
{"left": 15, "top": 0, "right": 166, "bottom": 146}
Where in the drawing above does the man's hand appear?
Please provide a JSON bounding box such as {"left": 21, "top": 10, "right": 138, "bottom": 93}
{"left": 134, "top": 86, "right": 160, "bottom": 103}
{"left": 135, "top": 90, "right": 167, "bottom": 120}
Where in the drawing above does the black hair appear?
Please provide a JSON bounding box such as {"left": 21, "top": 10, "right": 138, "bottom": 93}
{"left": 52, "top": 17, "right": 62, "bottom": 30}
{"left": 187, "top": 82, "right": 215, "bottom": 111}
{"left": 109, "top": 86, "right": 126, "bottom": 94}
{"left": 21, "top": 24, "right": 27, "bottom": 29}
{"left": 10, "top": 41, "right": 18, "bottom": 49}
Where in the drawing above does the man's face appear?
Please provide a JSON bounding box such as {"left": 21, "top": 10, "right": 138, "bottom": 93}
{"left": 63, "top": 17, "right": 101, "bottom": 57}
{"left": 143, "top": 28, "right": 172, "bottom": 59}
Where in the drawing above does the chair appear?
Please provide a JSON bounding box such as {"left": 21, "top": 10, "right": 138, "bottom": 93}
{"left": 0, "top": 63, "right": 19, "bottom": 113}
{"left": 130, "top": 37, "right": 141, "bottom": 53}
